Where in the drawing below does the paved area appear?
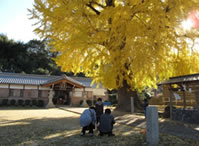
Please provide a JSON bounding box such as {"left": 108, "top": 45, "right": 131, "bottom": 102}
{"left": 59, "top": 106, "right": 199, "bottom": 141}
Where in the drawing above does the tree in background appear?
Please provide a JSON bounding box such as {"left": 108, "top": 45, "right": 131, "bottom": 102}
{"left": 0, "top": 34, "right": 28, "bottom": 73}
{"left": 30, "top": 0, "right": 199, "bottom": 111}
{"left": 26, "top": 39, "right": 62, "bottom": 75}
{"left": 0, "top": 34, "right": 62, "bottom": 75}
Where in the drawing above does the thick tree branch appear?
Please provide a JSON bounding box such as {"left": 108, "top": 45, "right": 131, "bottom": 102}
{"left": 105, "top": 0, "right": 115, "bottom": 7}
{"left": 86, "top": 3, "right": 100, "bottom": 15}
{"left": 92, "top": 1, "right": 106, "bottom": 9}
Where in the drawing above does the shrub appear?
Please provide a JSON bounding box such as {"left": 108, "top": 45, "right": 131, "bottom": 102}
{"left": 32, "top": 99, "right": 37, "bottom": 106}
{"left": 10, "top": 99, "right": 16, "bottom": 106}
{"left": 80, "top": 100, "right": 83, "bottom": 106}
{"left": 37, "top": 100, "right": 44, "bottom": 107}
{"left": 109, "top": 95, "right": 118, "bottom": 104}
{"left": 18, "top": 99, "right": 24, "bottom": 106}
{"left": 93, "top": 100, "right": 97, "bottom": 105}
{"left": 163, "top": 106, "right": 176, "bottom": 118}
{"left": 86, "top": 100, "right": 92, "bottom": 106}
{"left": 2, "top": 99, "right": 8, "bottom": 106}
{"left": 80, "top": 100, "right": 96, "bottom": 106}
{"left": 25, "top": 100, "right": 31, "bottom": 106}
{"left": 52, "top": 97, "right": 57, "bottom": 104}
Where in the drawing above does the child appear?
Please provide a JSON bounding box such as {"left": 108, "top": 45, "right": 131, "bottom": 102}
{"left": 80, "top": 106, "right": 96, "bottom": 136}
{"left": 95, "top": 98, "right": 104, "bottom": 124}
{"left": 98, "top": 108, "right": 115, "bottom": 136}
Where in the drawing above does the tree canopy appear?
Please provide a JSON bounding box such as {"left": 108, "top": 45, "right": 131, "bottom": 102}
{"left": 30, "top": 0, "right": 199, "bottom": 91}
{"left": 0, "top": 34, "right": 62, "bottom": 75}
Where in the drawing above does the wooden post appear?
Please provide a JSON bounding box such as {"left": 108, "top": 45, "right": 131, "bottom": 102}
{"left": 131, "top": 97, "right": 134, "bottom": 113}
{"left": 183, "top": 88, "right": 186, "bottom": 110}
{"left": 169, "top": 85, "right": 173, "bottom": 120}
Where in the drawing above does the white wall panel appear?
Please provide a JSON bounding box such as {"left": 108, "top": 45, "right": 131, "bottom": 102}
{"left": 0, "top": 84, "right": 9, "bottom": 88}
{"left": 39, "top": 86, "right": 50, "bottom": 90}
{"left": 10, "top": 84, "right": 23, "bottom": 89}
{"left": 73, "top": 91, "right": 82, "bottom": 97}
{"left": 25, "top": 85, "right": 38, "bottom": 89}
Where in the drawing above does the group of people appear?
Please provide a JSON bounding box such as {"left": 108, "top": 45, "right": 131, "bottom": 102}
{"left": 80, "top": 98, "right": 115, "bottom": 136}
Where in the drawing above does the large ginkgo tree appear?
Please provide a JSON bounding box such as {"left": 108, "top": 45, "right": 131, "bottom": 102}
{"left": 30, "top": 0, "right": 199, "bottom": 111}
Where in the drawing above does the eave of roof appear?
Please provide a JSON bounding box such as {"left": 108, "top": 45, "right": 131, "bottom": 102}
{"left": 42, "top": 75, "right": 85, "bottom": 88}
{"left": 159, "top": 73, "right": 199, "bottom": 85}
{"left": 71, "top": 77, "right": 104, "bottom": 88}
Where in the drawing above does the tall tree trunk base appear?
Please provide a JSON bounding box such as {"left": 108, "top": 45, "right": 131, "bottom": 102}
{"left": 116, "top": 81, "right": 143, "bottom": 112}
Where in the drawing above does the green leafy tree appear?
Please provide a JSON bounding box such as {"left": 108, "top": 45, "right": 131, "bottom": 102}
{"left": 0, "top": 34, "right": 63, "bottom": 75}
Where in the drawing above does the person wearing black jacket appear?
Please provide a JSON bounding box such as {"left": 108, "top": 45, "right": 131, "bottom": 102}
{"left": 95, "top": 98, "right": 104, "bottom": 124}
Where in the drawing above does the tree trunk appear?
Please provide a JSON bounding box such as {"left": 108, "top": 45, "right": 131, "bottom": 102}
{"left": 117, "top": 80, "right": 143, "bottom": 112}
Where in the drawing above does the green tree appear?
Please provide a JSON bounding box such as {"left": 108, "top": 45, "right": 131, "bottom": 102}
{"left": 0, "top": 34, "right": 63, "bottom": 75}
{"left": 0, "top": 34, "right": 29, "bottom": 73}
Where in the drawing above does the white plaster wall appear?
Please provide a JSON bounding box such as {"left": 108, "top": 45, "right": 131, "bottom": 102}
{"left": 73, "top": 91, "right": 82, "bottom": 97}
{"left": 85, "top": 88, "right": 94, "bottom": 92}
{"left": 93, "top": 88, "right": 106, "bottom": 96}
{"left": 10, "top": 84, "right": 23, "bottom": 89}
{"left": 0, "top": 84, "right": 9, "bottom": 88}
{"left": 39, "top": 86, "right": 50, "bottom": 90}
{"left": 74, "top": 88, "right": 84, "bottom": 92}
{"left": 25, "top": 85, "right": 38, "bottom": 89}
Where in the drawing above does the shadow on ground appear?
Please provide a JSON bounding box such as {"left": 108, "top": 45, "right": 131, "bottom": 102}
{"left": 0, "top": 116, "right": 79, "bottom": 146}
{"left": 0, "top": 115, "right": 147, "bottom": 146}
{"left": 0, "top": 107, "right": 199, "bottom": 146}
{"left": 112, "top": 109, "right": 199, "bottom": 142}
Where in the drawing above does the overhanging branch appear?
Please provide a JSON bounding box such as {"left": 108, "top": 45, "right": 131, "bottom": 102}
{"left": 86, "top": 3, "right": 100, "bottom": 15}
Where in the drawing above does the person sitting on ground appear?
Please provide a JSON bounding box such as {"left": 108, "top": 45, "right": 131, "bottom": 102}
{"left": 95, "top": 98, "right": 104, "bottom": 124}
{"left": 98, "top": 108, "right": 115, "bottom": 136}
{"left": 80, "top": 106, "right": 96, "bottom": 136}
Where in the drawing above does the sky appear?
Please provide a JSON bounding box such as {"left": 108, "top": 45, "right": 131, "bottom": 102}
{"left": 0, "top": 0, "right": 39, "bottom": 43}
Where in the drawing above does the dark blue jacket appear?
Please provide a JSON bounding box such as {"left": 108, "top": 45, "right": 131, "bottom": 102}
{"left": 99, "top": 113, "right": 115, "bottom": 132}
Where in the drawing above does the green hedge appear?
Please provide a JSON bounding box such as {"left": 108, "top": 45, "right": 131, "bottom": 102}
{"left": 10, "top": 99, "right": 16, "bottom": 105}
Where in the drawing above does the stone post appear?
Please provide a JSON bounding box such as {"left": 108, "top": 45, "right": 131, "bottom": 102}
{"left": 81, "top": 89, "right": 88, "bottom": 107}
{"left": 131, "top": 97, "right": 134, "bottom": 113}
{"left": 46, "top": 89, "right": 55, "bottom": 108}
{"left": 146, "top": 106, "right": 159, "bottom": 146}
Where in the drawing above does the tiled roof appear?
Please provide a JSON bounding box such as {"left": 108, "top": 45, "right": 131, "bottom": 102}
{"left": 43, "top": 75, "right": 85, "bottom": 87}
{"left": 159, "top": 74, "right": 199, "bottom": 85}
{"left": 0, "top": 72, "right": 104, "bottom": 88}
{"left": 0, "top": 72, "right": 55, "bottom": 85}
{"left": 71, "top": 77, "right": 103, "bottom": 88}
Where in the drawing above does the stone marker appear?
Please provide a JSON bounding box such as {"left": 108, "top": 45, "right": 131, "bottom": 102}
{"left": 146, "top": 106, "right": 159, "bottom": 146}
{"left": 131, "top": 97, "right": 134, "bottom": 113}
{"left": 81, "top": 93, "right": 88, "bottom": 107}
{"left": 47, "top": 89, "right": 56, "bottom": 108}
